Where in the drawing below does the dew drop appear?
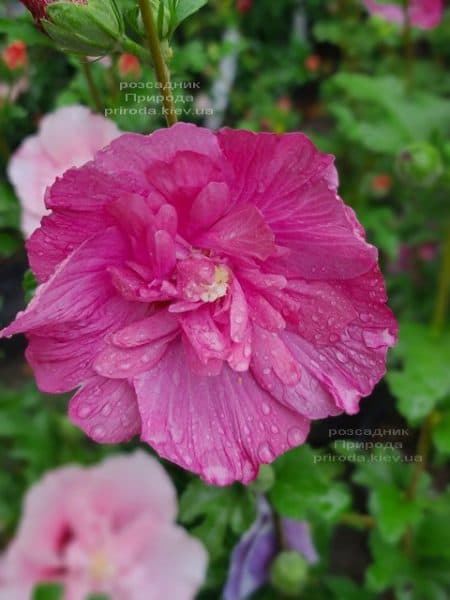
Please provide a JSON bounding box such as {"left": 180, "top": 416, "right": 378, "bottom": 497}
{"left": 92, "top": 425, "right": 105, "bottom": 439}
{"left": 271, "top": 424, "right": 279, "bottom": 434}
{"left": 77, "top": 405, "right": 92, "bottom": 419}
{"left": 261, "top": 402, "right": 271, "bottom": 415}
{"left": 257, "top": 442, "right": 275, "bottom": 462}
{"left": 336, "top": 351, "right": 347, "bottom": 363}
{"left": 101, "top": 403, "right": 112, "bottom": 417}
{"left": 287, "top": 427, "right": 304, "bottom": 447}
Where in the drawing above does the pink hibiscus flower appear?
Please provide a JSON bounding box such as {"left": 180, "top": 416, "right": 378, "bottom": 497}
{"left": 8, "top": 105, "right": 121, "bottom": 238}
{"left": 0, "top": 123, "right": 397, "bottom": 485}
{"left": 363, "top": 0, "right": 443, "bottom": 29}
{"left": 0, "top": 452, "right": 207, "bottom": 600}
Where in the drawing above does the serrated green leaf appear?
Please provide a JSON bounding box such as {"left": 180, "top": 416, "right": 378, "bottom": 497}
{"left": 269, "top": 446, "right": 351, "bottom": 522}
{"left": 387, "top": 322, "right": 450, "bottom": 423}
{"left": 369, "top": 484, "right": 423, "bottom": 543}
{"left": 432, "top": 412, "right": 450, "bottom": 455}
{"left": 366, "top": 532, "right": 412, "bottom": 592}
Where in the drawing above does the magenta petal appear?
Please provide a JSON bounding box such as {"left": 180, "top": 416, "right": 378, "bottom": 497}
{"left": 1, "top": 228, "right": 129, "bottom": 337}
{"left": 112, "top": 310, "right": 178, "bottom": 348}
{"left": 134, "top": 341, "right": 310, "bottom": 485}
{"left": 69, "top": 376, "right": 141, "bottom": 443}
{"left": 195, "top": 205, "right": 276, "bottom": 262}
{"left": 189, "top": 181, "right": 230, "bottom": 234}
{"left": 180, "top": 306, "right": 228, "bottom": 364}
{"left": 94, "top": 340, "right": 169, "bottom": 379}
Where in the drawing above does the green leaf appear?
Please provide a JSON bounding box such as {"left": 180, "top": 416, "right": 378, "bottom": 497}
{"left": 173, "top": 0, "right": 208, "bottom": 31}
{"left": 387, "top": 322, "right": 450, "bottom": 423}
{"left": 32, "top": 583, "right": 64, "bottom": 600}
{"left": 0, "top": 182, "right": 20, "bottom": 230}
{"left": 325, "top": 576, "right": 376, "bottom": 600}
{"left": 269, "top": 446, "right": 351, "bottom": 522}
{"left": 366, "top": 532, "right": 412, "bottom": 593}
{"left": 0, "top": 16, "right": 53, "bottom": 46}
{"left": 432, "top": 412, "right": 450, "bottom": 455}
{"left": 369, "top": 484, "right": 423, "bottom": 543}
{"left": 0, "top": 231, "right": 21, "bottom": 257}
{"left": 324, "top": 74, "right": 450, "bottom": 155}
{"left": 179, "top": 479, "right": 255, "bottom": 559}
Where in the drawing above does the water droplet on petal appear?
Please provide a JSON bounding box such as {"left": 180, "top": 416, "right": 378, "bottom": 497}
{"left": 287, "top": 427, "right": 304, "bottom": 447}
{"left": 336, "top": 351, "right": 347, "bottom": 363}
{"left": 77, "top": 405, "right": 92, "bottom": 419}
{"left": 101, "top": 403, "right": 112, "bottom": 417}
{"left": 258, "top": 442, "right": 275, "bottom": 462}
{"left": 92, "top": 425, "right": 105, "bottom": 439}
{"left": 261, "top": 402, "right": 271, "bottom": 415}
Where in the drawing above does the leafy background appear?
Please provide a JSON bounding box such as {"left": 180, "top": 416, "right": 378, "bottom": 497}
{"left": 0, "top": 0, "right": 450, "bottom": 598}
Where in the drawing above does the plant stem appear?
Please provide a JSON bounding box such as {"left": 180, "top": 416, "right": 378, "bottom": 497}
{"left": 80, "top": 60, "right": 103, "bottom": 113}
{"left": 340, "top": 512, "right": 376, "bottom": 529}
{"left": 432, "top": 222, "right": 450, "bottom": 335}
{"left": 138, "top": 0, "right": 177, "bottom": 127}
{"left": 403, "top": 411, "right": 439, "bottom": 554}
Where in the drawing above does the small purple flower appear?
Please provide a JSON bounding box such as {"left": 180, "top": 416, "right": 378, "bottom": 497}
{"left": 223, "top": 497, "right": 318, "bottom": 600}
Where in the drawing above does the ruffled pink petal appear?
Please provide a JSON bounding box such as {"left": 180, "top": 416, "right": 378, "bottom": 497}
{"left": 112, "top": 311, "right": 178, "bottom": 348}
{"left": 189, "top": 181, "right": 230, "bottom": 234}
{"left": 218, "top": 129, "right": 376, "bottom": 279}
{"left": 279, "top": 270, "right": 397, "bottom": 414}
{"left": 195, "top": 205, "right": 276, "bottom": 262}
{"left": 69, "top": 377, "right": 141, "bottom": 443}
{"left": 1, "top": 228, "right": 129, "bottom": 337}
{"left": 24, "top": 297, "right": 144, "bottom": 394}
{"left": 7, "top": 105, "right": 120, "bottom": 241}
{"left": 134, "top": 341, "right": 310, "bottom": 485}
{"left": 114, "top": 521, "right": 208, "bottom": 600}
{"left": 94, "top": 340, "right": 170, "bottom": 379}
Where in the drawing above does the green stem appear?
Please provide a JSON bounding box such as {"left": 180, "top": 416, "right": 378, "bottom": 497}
{"left": 80, "top": 60, "right": 103, "bottom": 113}
{"left": 138, "top": 0, "right": 177, "bottom": 127}
{"left": 403, "top": 411, "right": 439, "bottom": 555}
{"left": 340, "top": 512, "right": 376, "bottom": 529}
{"left": 432, "top": 222, "right": 450, "bottom": 335}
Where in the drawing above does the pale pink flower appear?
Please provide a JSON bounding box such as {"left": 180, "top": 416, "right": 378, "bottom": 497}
{"left": 8, "top": 105, "right": 120, "bottom": 238}
{"left": 1, "top": 123, "right": 397, "bottom": 485}
{"left": 0, "top": 452, "right": 207, "bottom": 600}
{"left": 363, "top": 0, "right": 443, "bottom": 29}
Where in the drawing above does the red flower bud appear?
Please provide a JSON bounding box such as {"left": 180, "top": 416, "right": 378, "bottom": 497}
{"left": 117, "top": 53, "right": 141, "bottom": 78}
{"left": 304, "top": 54, "right": 321, "bottom": 73}
{"left": 237, "top": 0, "right": 253, "bottom": 13}
{"left": 2, "top": 40, "right": 28, "bottom": 70}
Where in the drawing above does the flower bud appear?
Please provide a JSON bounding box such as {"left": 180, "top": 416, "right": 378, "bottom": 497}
{"left": 42, "top": 0, "right": 124, "bottom": 56}
{"left": 2, "top": 40, "right": 28, "bottom": 70}
{"left": 270, "top": 551, "right": 309, "bottom": 597}
{"left": 118, "top": 53, "right": 141, "bottom": 78}
{"left": 396, "top": 142, "right": 443, "bottom": 187}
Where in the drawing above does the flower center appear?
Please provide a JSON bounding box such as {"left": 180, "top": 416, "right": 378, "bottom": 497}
{"left": 199, "top": 265, "right": 229, "bottom": 302}
{"left": 89, "top": 550, "right": 115, "bottom": 582}
{"left": 177, "top": 256, "right": 230, "bottom": 304}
